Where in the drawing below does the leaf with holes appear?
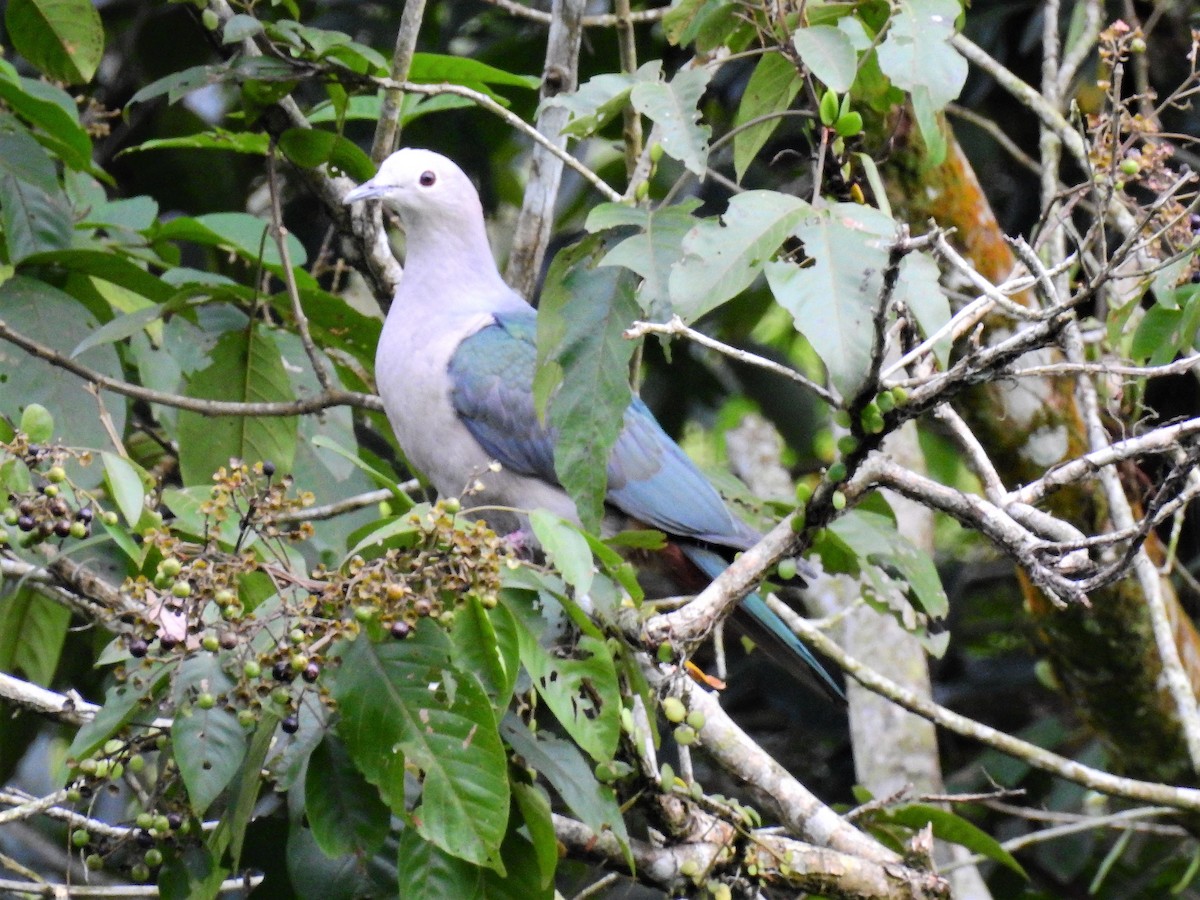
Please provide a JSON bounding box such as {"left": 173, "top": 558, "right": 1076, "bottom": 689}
{"left": 333, "top": 624, "right": 509, "bottom": 870}
{"left": 172, "top": 655, "right": 247, "bottom": 815}
{"left": 631, "top": 66, "right": 712, "bottom": 176}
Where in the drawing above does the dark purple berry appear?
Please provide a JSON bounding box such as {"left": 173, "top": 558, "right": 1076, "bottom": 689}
{"left": 280, "top": 715, "right": 299, "bottom": 734}
{"left": 53, "top": 519, "right": 72, "bottom": 538}
{"left": 136, "top": 830, "right": 154, "bottom": 848}
{"left": 219, "top": 632, "right": 238, "bottom": 650}
{"left": 1190, "top": 213, "right": 1200, "bottom": 231}
{"left": 77, "top": 506, "right": 94, "bottom": 522}
{"left": 17, "top": 499, "right": 33, "bottom": 515}
{"left": 129, "top": 638, "right": 149, "bottom": 659}
{"left": 1192, "top": 270, "right": 1200, "bottom": 284}
{"left": 17, "top": 515, "right": 35, "bottom": 532}
{"left": 301, "top": 662, "right": 320, "bottom": 683}
{"left": 49, "top": 497, "right": 68, "bottom": 516}
{"left": 272, "top": 661, "right": 294, "bottom": 682}
{"left": 166, "top": 812, "right": 182, "bottom": 830}
{"left": 262, "top": 461, "right": 276, "bottom": 477}
{"left": 159, "top": 636, "right": 178, "bottom": 652}
{"left": 391, "top": 621, "right": 411, "bottom": 640}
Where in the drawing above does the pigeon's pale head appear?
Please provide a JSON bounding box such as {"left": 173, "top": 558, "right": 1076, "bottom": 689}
{"left": 343, "top": 148, "right": 482, "bottom": 230}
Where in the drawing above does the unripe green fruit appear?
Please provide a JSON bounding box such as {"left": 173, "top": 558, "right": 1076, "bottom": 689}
{"left": 136, "top": 812, "right": 154, "bottom": 830}
{"left": 72, "top": 828, "right": 91, "bottom": 847}
{"left": 794, "top": 482, "right": 812, "bottom": 504}
{"left": 243, "top": 660, "right": 262, "bottom": 679}
{"left": 171, "top": 580, "right": 192, "bottom": 599}
{"left": 128, "top": 754, "right": 145, "bottom": 774}
{"left": 441, "top": 497, "right": 461, "bottom": 514}
{"left": 1119, "top": 158, "right": 1140, "bottom": 176}
{"left": 238, "top": 708, "right": 257, "bottom": 728}
{"left": 673, "top": 724, "right": 697, "bottom": 746}
{"left": 215, "top": 589, "right": 236, "bottom": 607}
{"left": 832, "top": 490, "right": 847, "bottom": 510}
{"left": 827, "top": 462, "right": 847, "bottom": 483}
{"left": 131, "top": 863, "right": 150, "bottom": 882}
{"left": 777, "top": 558, "right": 798, "bottom": 581}
{"left": 47, "top": 466, "right": 66, "bottom": 483}
{"left": 159, "top": 557, "right": 182, "bottom": 577}
{"left": 685, "top": 710, "right": 706, "bottom": 730}
{"left": 197, "top": 693, "right": 216, "bottom": 710}
{"left": 202, "top": 635, "right": 220, "bottom": 653}
{"left": 102, "top": 511, "right": 119, "bottom": 526}
{"left": 790, "top": 510, "right": 806, "bottom": 532}
{"left": 144, "top": 847, "right": 164, "bottom": 867}
{"left": 69, "top": 521, "right": 87, "bottom": 539}
{"left": 86, "top": 853, "right": 104, "bottom": 871}
{"left": 662, "top": 696, "right": 686, "bottom": 723}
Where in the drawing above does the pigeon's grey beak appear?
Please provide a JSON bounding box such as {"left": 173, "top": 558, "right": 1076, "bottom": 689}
{"left": 343, "top": 180, "right": 383, "bottom": 204}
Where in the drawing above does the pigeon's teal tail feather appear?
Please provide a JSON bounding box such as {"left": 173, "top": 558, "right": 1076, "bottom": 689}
{"left": 681, "top": 545, "right": 845, "bottom": 702}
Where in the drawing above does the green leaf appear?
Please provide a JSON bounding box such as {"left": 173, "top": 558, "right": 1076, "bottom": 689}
{"left": 0, "top": 124, "right": 73, "bottom": 264}
{"left": 511, "top": 781, "right": 557, "bottom": 889}
{"left": 765, "top": 202, "right": 897, "bottom": 398}
{"left": 310, "top": 435, "right": 414, "bottom": 509}
{"left": 450, "top": 595, "right": 519, "bottom": 710}
{"left": 537, "top": 237, "right": 639, "bottom": 533}
{"left": 333, "top": 625, "right": 510, "bottom": 870}
{"left": 878, "top": 803, "right": 1027, "bottom": 878}
{"left": 278, "top": 128, "right": 375, "bottom": 182}
{"left": 0, "top": 586, "right": 69, "bottom": 686}
{"left": 5, "top": 0, "right": 104, "bottom": 84}
{"left": 409, "top": 53, "right": 539, "bottom": 91}
{"left": 529, "top": 510, "right": 595, "bottom": 597}
{"left": 510, "top": 599, "right": 621, "bottom": 762}
{"left": 122, "top": 129, "right": 271, "bottom": 158}
{"left": 732, "top": 52, "right": 803, "bottom": 182}
{"left": 630, "top": 66, "right": 712, "bottom": 176}
{"left": 155, "top": 211, "right": 308, "bottom": 271}
{"left": 305, "top": 734, "right": 390, "bottom": 858}
{"left": 19, "top": 403, "right": 54, "bottom": 443}
{"left": 500, "top": 715, "right": 630, "bottom": 864}
{"left": 876, "top": 0, "right": 967, "bottom": 164}
{"left": 68, "top": 666, "right": 169, "bottom": 764}
{"left": 102, "top": 452, "right": 150, "bottom": 528}
{"left": 127, "top": 57, "right": 297, "bottom": 108}
{"left": 308, "top": 93, "right": 475, "bottom": 127}
{"left": 0, "top": 276, "right": 127, "bottom": 452}
{"left": 544, "top": 67, "right": 643, "bottom": 139}
{"left": 395, "top": 829, "right": 484, "bottom": 899}
{"left": 0, "top": 72, "right": 93, "bottom": 172}
{"left": 894, "top": 250, "right": 951, "bottom": 367}
{"left": 177, "top": 328, "right": 299, "bottom": 485}
{"left": 222, "top": 14, "right": 263, "bottom": 44}
{"left": 669, "top": 190, "right": 809, "bottom": 322}
{"left": 172, "top": 655, "right": 248, "bottom": 815}
{"left": 587, "top": 198, "right": 701, "bottom": 320}
{"left": 793, "top": 25, "right": 859, "bottom": 94}
{"left": 23, "top": 248, "right": 174, "bottom": 304}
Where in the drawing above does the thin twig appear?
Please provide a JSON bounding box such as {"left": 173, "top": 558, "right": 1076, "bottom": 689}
{"left": 370, "top": 0, "right": 427, "bottom": 162}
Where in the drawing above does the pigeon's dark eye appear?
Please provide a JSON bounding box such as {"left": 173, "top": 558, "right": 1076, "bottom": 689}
{"left": 419, "top": 170, "right": 436, "bottom": 187}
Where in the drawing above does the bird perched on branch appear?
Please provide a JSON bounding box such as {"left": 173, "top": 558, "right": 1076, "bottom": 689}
{"left": 344, "top": 148, "right": 841, "bottom": 700}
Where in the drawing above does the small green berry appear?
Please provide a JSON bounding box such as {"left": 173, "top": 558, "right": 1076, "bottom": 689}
{"left": 144, "top": 847, "right": 164, "bottom": 868}
{"left": 685, "top": 710, "right": 706, "bottom": 730}
{"left": 214, "top": 589, "right": 236, "bottom": 607}
{"left": 794, "top": 482, "right": 812, "bottom": 504}
{"left": 243, "top": 660, "right": 262, "bottom": 679}
{"left": 1119, "top": 158, "right": 1140, "bottom": 176}
{"left": 85, "top": 853, "right": 104, "bottom": 871}
{"left": 72, "top": 828, "right": 91, "bottom": 847}
{"left": 202, "top": 635, "right": 220, "bottom": 653}
{"left": 441, "top": 497, "right": 461, "bottom": 514}
{"left": 43, "top": 484, "right": 59, "bottom": 497}
{"left": 238, "top": 708, "right": 257, "bottom": 728}
{"left": 136, "top": 812, "right": 154, "bottom": 830}
{"left": 826, "top": 462, "right": 847, "bottom": 483}
{"left": 69, "top": 521, "right": 87, "bottom": 539}
{"left": 832, "top": 490, "right": 847, "bottom": 510}
{"left": 153, "top": 815, "right": 170, "bottom": 833}
{"left": 196, "top": 693, "right": 216, "bottom": 710}
{"left": 790, "top": 510, "right": 806, "bottom": 532}
{"left": 777, "top": 558, "right": 798, "bottom": 581}
{"left": 272, "top": 687, "right": 291, "bottom": 706}
{"left": 128, "top": 754, "right": 145, "bottom": 774}
{"left": 171, "top": 580, "right": 192, "bottom": 599}
{"left": 159, "top": 557, "right": 182, "bottom": 577}
{"left": 131, "top": 863, "right": 151, "bottom": 882}
{"left": 673, "top": 724, "right": 697, "bottom": 746}
{"left": 662, "top": 696, "right": 686, "bottom": 723}
{"left": 102, "top": 511, "right": 119, "bottom": 526}
{"left": 875, "top": 391, "right": 895, "bottom": 413}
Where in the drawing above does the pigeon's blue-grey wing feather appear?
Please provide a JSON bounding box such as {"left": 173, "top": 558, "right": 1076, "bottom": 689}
{"left": 450, "top": 309, "right": 753, "bottom": 547}
{"left": 448, "top": 308, "right": 558, "bottom": 480}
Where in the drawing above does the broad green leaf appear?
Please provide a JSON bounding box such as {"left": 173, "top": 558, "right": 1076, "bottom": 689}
{"left": 333, "top": 626, "right": 510, "bottom": 870}
{"left": 22, "top": 248, "right": 174, "bottom": 303}
{"left": 408, "top": 53, "right": 539, "bottom": 91}
{"left": 0, "top": 125, "right": 72, "bottom": 263}
{"left": 68, "top": 666, "right": 169, "bottom": 763}
{"left": 395, "top": 830, "right": 484, "bottom": 899}
{"left": 587, "top": 198, "right": 701, "bottom": 320}
{"left": 158, "top": 845, "right": 228, "bottom": 900}
{"left": 529, "top": 510, "right": 595, "bottom": 597}
{"left": 278, "top": 128, "right": 375, "bottom": 182}
{"left": 511, "top": 781, "right": 557, "bottom": 889}
{"left": 0, "top": 71, "right": 93, "bottom": 172}
{"left": 127, "top": 57, "right": 297, "bottom": 108}
{"left": 669, "top": 190, "right": 809, "bottom": 322}
{"left": 450, "top": 595, "right": 519, "bottom": 710}
{"left": 0, "top": 586, "right": 69, "bottom": 686}
{"left": 511, "top": 604, "right": 621, "bottom": 762}
{"left": 162, "top": 486, "right": 245, "bottom": 549}
{"left": 311, "top": 435, "right": 414, "bottom": 508}
{"left": 499, "top": 715, "right": 630, "bottom": 864}
{"left": 122, "top": 129, "right": 271, "bottom": 157}
{"left": 732, "top": 52, "right": 803, "bottom": 182}
{"left": 765, "top": 202, "right": 897, "bottom": 397}
{"left": 305, "top": 734, "right": 390, "bottom": 858}
{"left": 102, "top": 452, "right": 150, "bottom": 528}
{"left": 537, "top": 237, "right": 639, "bottom": 533}
{"left": 878, "top": 804, "right": 1027, "bottom": 878}
{"left": 630, "top": 66, "right": 712, "bottom": 176}
{"left": 222, "top": 14, "right": 263, "bottom": 44}
{"left": 5, "top": 0, "right": 104, "bottom": 84}
{"left": 172, "top": 655, "right": 248, "bottom": 815}
{"left": 266, "top": 21, "right": 388, "bottom": 75}
{"left": 793, "top": 24, "right": 858, "bottom": 93}
{"left": 1132, "top": 290, "right": 1200, "bottom": 365}
{"left": 876, "top": 0, "right": 967, "bottom": 164}
{"left": 543, "top": 63, "right": 656, "bottom": 138}
{"left": 19, "top": 403, "right": 53, "bottom": 443}
{"left": 155, "top": 211, "right": 308, "bottom": 271}
{"left": 821, "top": 509, "right": 949, "bottom": 655}
{"left": 894, "top": 250, "right": 951, "bottom": 367}
{"left": 177, "top": 328, "right": 298, "bottom": 485}
{"left": 307, "top": 93, "right": 475, "bottom": 127}
{"left": 0, "top": 276, "right": 128, "bottom": 453}
{"left": 344, "top": 513, "right": 423, "bottom": 561}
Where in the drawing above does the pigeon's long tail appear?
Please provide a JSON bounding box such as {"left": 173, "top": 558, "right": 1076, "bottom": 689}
{"left": 681, "top": 544, "right": 845, "bottom": 702}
